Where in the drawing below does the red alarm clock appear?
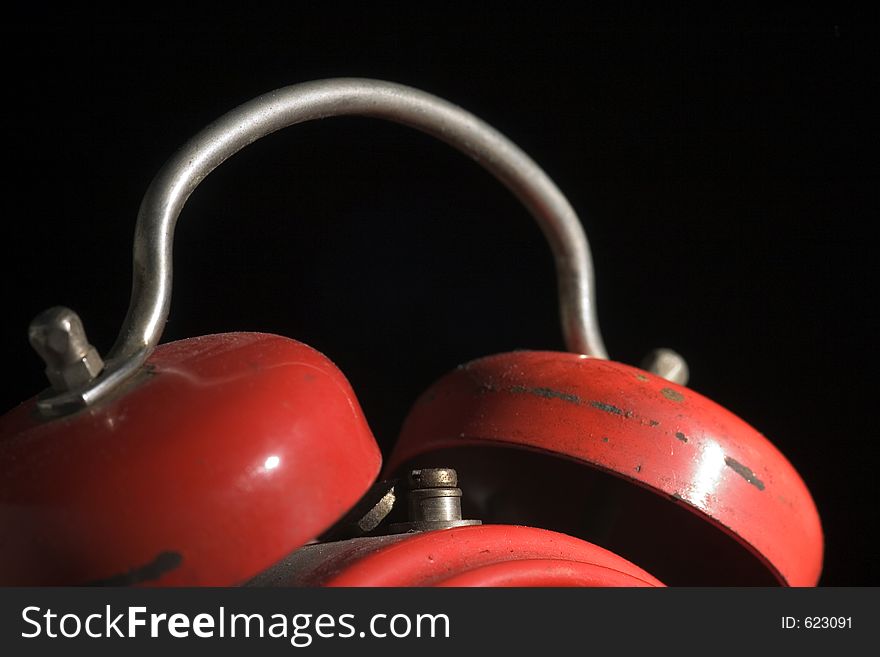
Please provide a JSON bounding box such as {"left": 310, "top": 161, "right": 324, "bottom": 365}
{"left": 0, "top": 79, "right": 822, "bottom": 587}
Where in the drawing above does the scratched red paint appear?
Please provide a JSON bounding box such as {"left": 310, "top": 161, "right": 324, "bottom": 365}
{"left": 387, "top": 351, "right": 823, "bottom": 586}
{"left": 0, "top": 333, "right": 381, "bottom": 586}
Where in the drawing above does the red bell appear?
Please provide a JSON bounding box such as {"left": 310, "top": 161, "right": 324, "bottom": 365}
{"left": 0, "top": 331, "right": 380, "bottom": 585}
{"left": 0, "top": 78, "right": 822, "bottom": 586}
{"left": 386, "top": 352, "right": 822, "bottom": 586}
{"left": 251, "top": 524, "right": 664, "bottom": 587}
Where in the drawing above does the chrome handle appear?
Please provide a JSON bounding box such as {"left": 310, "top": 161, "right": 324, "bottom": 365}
{"left": 30, "top": 78, "right": 686, "bottom": 416}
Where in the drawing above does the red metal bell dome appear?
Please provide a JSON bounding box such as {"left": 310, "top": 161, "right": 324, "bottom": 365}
{"left": 0, "top": 332, "right": 381, "bottom": 585}
{"left": 249, "top": 524, "right": 664, "bottom": 587}
{"left": 386, "top": 351, "right": 823, "bottom": 586}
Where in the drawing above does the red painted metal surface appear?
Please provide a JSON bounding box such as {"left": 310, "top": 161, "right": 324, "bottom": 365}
{"left": 387, "top": 351, "right": 823, "bottom": 586}
{"left": 435, "top": 559, "right": 654, "bottom": 587}
{"left": 0, "top": 332, "right": 381, "bottom": 586}
{"left": 277, "top": 525, "right": 663, "bottom": 587}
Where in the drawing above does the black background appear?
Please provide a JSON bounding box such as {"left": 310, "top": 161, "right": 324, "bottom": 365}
{"left": 1, "top": 7, "right": 876, "bottom": 585}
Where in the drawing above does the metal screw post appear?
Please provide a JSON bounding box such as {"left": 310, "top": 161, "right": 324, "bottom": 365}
{"left": 385, "top": 467, "right": 481, "bottom": 534}
{"left": 407, "top": 468, "right": 464, "bottom": 523}
{"left": 28, "top": 306, "right": 104, "bottom": 392}
{"left": 642, "top": 348, "right": 689, "bottom": 386}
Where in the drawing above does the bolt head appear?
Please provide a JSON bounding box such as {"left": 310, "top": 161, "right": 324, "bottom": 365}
{"left": 46, "top": 346, "right": 104, "bottom": 390}
{"left": 641, "top": 348, "right": 689, "bottom": 385}
{"left": 29, "top": 306, "right": 91, "bottom": 366}
{"left": 408, "top": 468, "right": 457, "bottom": 489}
{"left": 29, "top": 306, "right": 104, "bottom": 392}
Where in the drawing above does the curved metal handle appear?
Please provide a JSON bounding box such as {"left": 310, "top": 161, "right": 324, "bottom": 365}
{"left": 31, "top": 78, "right": 685, "bottom": 416}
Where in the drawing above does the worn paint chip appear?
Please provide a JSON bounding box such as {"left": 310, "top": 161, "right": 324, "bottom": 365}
{"left": 675, "top": 431, "right": 688, "bottom": 443}
{"left": 724, "top": 456, "right": 766, "bottom": 491}
{"left": 589, "top": 400, "right": 627, "bottom": 416}
{"left": 509, "top": 385, "right": 581, "bottom": 405}
{"left": 661, "top": 388, "right": 685, "bottom": 402}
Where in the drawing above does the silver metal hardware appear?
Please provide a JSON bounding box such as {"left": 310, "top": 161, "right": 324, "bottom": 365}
{"left": 29, "top": 78, "right": 688, "bottom": 415}
{"left": 28, "top": 307, "right": 104, "bottom": 393}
